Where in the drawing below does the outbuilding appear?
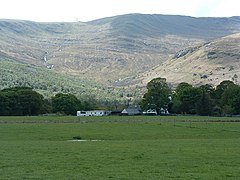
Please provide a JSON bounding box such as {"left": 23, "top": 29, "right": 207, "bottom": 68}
{"left": 121, "top": 108, "right": 141, "bottom": 116}
{"left": 77, "top": 110, "right": 111, "bottom": 116}
{"left": 143, "top": 109, "right": 157, "bottom": 115}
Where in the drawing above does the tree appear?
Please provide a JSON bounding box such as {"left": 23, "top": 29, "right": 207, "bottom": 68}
{"left": 195, "top": 84, "right": 215, "bottom": 116}
{"left": 199, "top": 84, "right": 215, "bottom": 98}
{"left": 172, "top": 83, "right": 202, "bottom": 114}
{"left": 0, "top": 93, "right": 10, "bottom": 115}
{"left": 196, "top": 92, "right": 214, "bottom": 116}
{"left": 213, "top": 80, "right": 239, "bottom": 115}
{"left": 220, "top": 85, "right": 240, "bottom": 115}
{"left": 214, "top": 80, "right": 236, "bottom": 100}
{"left": 18, "top": 89, "right": 44, "bottom": 115}
{"left": 172, "top": 82, "right": 192, "bottom": 113}
{"left": 175, "top": 82, "right": 193, "bottom": 96}
{"left": 52, "top": 93, "right": 82, "bottom": 115}
{"left": 40, "top": 99, "right": 53, "bottom": 114}
{"left": 0, "top": 87, "right": 44, "bottom": 115}
{"left": 141, "top": 78, "right": 172, "bottom": 114}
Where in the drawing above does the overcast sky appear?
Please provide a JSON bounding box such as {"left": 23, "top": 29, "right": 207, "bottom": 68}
{"left": 1, "top": 0, "right": 240, "bottom": 22}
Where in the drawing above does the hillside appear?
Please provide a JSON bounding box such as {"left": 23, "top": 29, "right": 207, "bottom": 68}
{"left": 0, "top": 58, "right": 126, "bottom": 100}
{"left": 139, "top": 33, "right": 240, "bottom": 87}
{"left": 1, "top": 14, "right": 240, "bottom": 88}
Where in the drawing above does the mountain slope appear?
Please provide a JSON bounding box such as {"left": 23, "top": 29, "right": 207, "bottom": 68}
{"left": 140, "top": 33, "right": 240, "bottom": 87}
{"left": 90, "top": 14, "right": 240, "bottom": 38}
{"left": 1, "top": 14, "right": 240, "bottom": 88}
{"left": 0, "top": 58, "right": 123, "bottom": 100}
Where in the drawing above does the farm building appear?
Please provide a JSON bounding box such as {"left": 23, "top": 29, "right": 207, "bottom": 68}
{"left": 160, "top": 108, "right": 169, "bottom": 115}
{"left": 143, "top": 109, "right": 157, "bottom": 115}
{"left": 77, "top": 110, "right": 111, "bottom": 116}
{"left": 121, "top": 107, "right": 141, "bottom": 116}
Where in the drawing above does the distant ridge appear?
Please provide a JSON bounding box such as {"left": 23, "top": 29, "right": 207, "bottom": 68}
{"left": 1, "top": 14, "right": 240, "bottom": 96}
{"left": 139, "top": 33, "right": 240, "bottom": 87}
{"left": 89, "top": 14, "right": 240, "bottom": 38}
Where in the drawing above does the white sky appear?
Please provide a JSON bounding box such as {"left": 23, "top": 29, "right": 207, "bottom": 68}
{"left": 1, "top": 0, "right": 240, "bottom": 22}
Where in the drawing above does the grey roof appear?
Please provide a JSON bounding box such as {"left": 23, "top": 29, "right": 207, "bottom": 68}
{"left": 122, "top": 108, "right": 141, "bottom": 115}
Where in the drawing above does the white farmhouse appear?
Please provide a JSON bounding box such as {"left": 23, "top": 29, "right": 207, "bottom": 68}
{"left": 77, "top": 110, "right": 111, "bottom": 116}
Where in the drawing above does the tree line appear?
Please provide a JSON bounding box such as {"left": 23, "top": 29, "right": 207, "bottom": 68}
{"left": 1, "top": 78, "right": 240, "bottom": 116}
{"left": 141, "top": 78, "right": 240, "bottom": 116}
{"left": 0, "top": 87, "right": 93, "bottom": 116}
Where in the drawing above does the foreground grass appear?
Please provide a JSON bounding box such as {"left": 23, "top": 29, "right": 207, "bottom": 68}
{"left": 0, "top": 116, "right": 240, "bottom": 179}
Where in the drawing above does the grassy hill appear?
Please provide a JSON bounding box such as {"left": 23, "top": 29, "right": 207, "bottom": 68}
{"left": 1, "top": 14, "right": 240, "bottom": 97}
{"left": 91, "top": 14, "right": 240, "bottom": 38}
{"left": 0, "top": 58, "right": 126, "bottom": 100}
{"left": 1, "top": 15, "right": 240, "bottom": 81}
{"left": 139, "top": 33, "right": 240, "bottom": 87}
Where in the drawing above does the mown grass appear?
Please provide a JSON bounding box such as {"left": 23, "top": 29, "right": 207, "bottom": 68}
{"left": 0, "top": 116, "right": 240, "bottom": 179}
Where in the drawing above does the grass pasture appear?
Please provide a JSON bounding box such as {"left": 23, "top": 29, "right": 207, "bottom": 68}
{"left": 0, "top": 116, "right": 240, "bottom": 179}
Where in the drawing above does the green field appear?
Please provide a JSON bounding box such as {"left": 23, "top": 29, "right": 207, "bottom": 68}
{"left": 0, "top": 116, "right": 240, "bottom": 179}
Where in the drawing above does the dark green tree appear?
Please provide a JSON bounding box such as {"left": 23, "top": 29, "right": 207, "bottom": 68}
{"left": 141, "top": 78, "right": 172, "bottom": 114}
{"left": 0, "top": 87, "right": 44, "bottom": 115}
{"left": 172, "top": 83, "right": 202, "bottom": 114}
{"left": 214, "top": 80, "right": 236, "bottom": 100}
{"left": 18, "top": 89, "right": 44, "bottom": 115}
{"left": 175, "top": 82, "right": 193, "bottom": 96}
{"left": 52, "top": 93, "right": 82, "bottom": 115}
{"left": 199, "top": 84, "right": 215, "bottom": 97}
{"left": 0, "top": 93, "right": 10, "bottom": 115}
{"left": 82, "top": 101, "right": 93, "bottom": 111}
{"left": 196, "top": 92, "right": 214, "bottom": 116}
{"left": 172, "top": 82, "right": 192, "bottom": 113}
{"left": 220, "top": 85, "right": 240, "bottom": 115}
{"left": 40, "top": 99, "right": 53, "bottom": 114}
{"left": 213, "top": 80, "right": 238, "bottom": 115}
